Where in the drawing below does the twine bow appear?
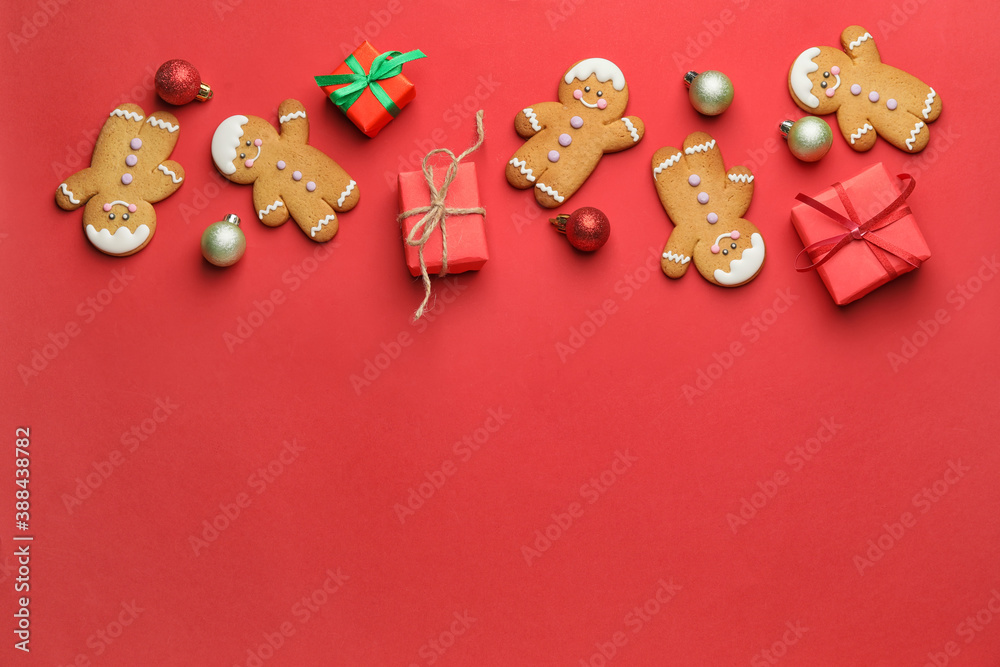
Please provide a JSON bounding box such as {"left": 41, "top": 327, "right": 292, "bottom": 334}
{"left": 314, "top": 49, "right": 426, "bottom": 115}
{"left": 398, "top": 110, "right": 485, "bottom": 320}
{"left": 794, "top": 173, "right": 922, "bottom": 276}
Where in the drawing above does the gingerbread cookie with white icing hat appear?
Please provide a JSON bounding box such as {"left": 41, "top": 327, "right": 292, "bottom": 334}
{"left": 211, "top": 99, "right": 359, "bottom": 242}
{"left": 506, "top": 58, "right": 644, "bottom": 208}
{"left": 652, "top": 132, "right": 766, "bottom": 287}
{"left": 55, "top": 103, "right": 184, "bottom": 256}
{"left": 788, "top": 25, "right": 942, "bottom": 153}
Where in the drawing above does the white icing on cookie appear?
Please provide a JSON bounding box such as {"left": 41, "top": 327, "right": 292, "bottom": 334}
{"left": 211, "top": 115, "right": 249, "bottom": 175}
{"left": 58, "top": 183, "right": 80, "bottom": 204}
{"left": 728, "top": 173, "right": 754, "bottom": 184}
{"left": 905, "top": 121, "right": 925, "bottom": 151}
{"left": 847, "top": 32, "right": 873, "bottom": 50}
{"left": 311, "top": 213, "right": 336, "bottom": 238}
{"left": 662, "top": 251, "right": 690, "bottom": 265}
{"left": 653, "top": 152, "right": 683, "bottom": 178}
{"left": 622, "top": 118, "right": 639, "bottom": 143}
{"left": 156, "top": 164, "right": 182, "bottom": 183}
{"left": 849, "top": 123, "right": 874, "bottom": 144}
{"left": 279, "top": 110, "right": 307, "bottom": 124}
{"left": 922, "top": 88, "right": 936, "bottom": 120}
{"left": 110, "top": 109, "right": 143, "bottom": 122}
{"left": 563, "top": 58, "right": 626, "bottom": 91}
{"left": 146, "top": 115, "right": 179, "bottom": 133}
{"left": 258, "top": 200, "right": 283, "bottom": 220}
{"left": 86, "top": 224, "right": 150, "bottom": 255}
{"left": 714, "top": 233, "right": 765, "bottom": 285}
{"left": 790, "top": 47, "right": 821, "bottom": 109}
{"left": 337, "top": 180, "right": 356, "bottom": 208}
{"left": 523, "top": 108, "right": 541, "bottom": 132}
{"left": 535, "top": 182, "right": 564, "bottom": 203}
{"left": 685, "top": 139, "right": 716, "bottom": 155}
{"left": 509, "top": 158, "right": 536, "bottom": 182}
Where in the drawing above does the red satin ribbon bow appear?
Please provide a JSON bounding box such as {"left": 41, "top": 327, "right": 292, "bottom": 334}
{"left": 794, "top": 173, "right": 921, "bottom": 276}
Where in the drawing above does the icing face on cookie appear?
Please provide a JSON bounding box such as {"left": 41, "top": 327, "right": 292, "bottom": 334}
{"left": 789, "top": 47, "right": 851, "bottom": 114}
{"left": 558, "top": 58, "right": 629, "bottom": 118}
{"left": 211, "top": 115, "right": 278, "bottom": 184}
{"left": 82, "top": 199, "right": 154, "bottom": 255}
{"left": 702, "top": 229, "right": 766, "bottom": 286}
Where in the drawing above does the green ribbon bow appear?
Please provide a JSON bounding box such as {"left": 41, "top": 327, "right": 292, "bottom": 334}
{"left": 315, "top": 49, "right": 426, "bottom": 116}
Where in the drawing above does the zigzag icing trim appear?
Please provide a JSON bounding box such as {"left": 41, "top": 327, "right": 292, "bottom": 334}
{"left": 685, "top": 139, "right": 716, "bottom": 155}
{"left": 146, "top": 115, "right": 179, "bottom": 133}
{"left": 58, "top": 183, "right": 80, "bottom": 204}
{"left": 653, "top": 152, "right": 683, "bottom": 178}
{"left": 509, "top": 158, "right": 536, "bottom": 182}
{"left": 850, "top": 123, "right": 874, "bottom": 144}
{"left": 847, "top": 32, "right": 873, "bottom": 50}
{"left": 622, "top": 118, "right": 639, "bottom": 143}
{"left": 279, "top": 110, "right": 307, "bottom": 124}
{"left": 922, "top": 88, "right": 936, "bottom": 120}
{"left": 535, "top": 182, "right": 564, "bottom": 203}
{"left": 258, "top": 200, "right": 283, "bottom": 219}
{"left": 311, "top": 213, "right": 336, "bottom": 238}
{"left": 110, "top": 109, "right": 143, "bottom": 122}
{"left": 157, "top": 164, "right": 182, "bottom": 183}
{"left": 905, "top": 122, "right": 925, "bottom": 151}
{"left": 523, "top": 108, "right": 541, "bottom": 132}
{"left": 662, "top": 251, "right": 690, "bottom": 265}
{"left": 728, "top": 173, "right": 754, "bottom": 184}
{"left": 337, "top": 180, "right": 356, "bottom": 208}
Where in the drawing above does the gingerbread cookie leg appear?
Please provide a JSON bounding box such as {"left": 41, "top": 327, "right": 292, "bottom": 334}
{"left": 285, "top": 196, "right": 340, "bottom": 243}
{"left": 505, "top": 148, "right": 545, "bottom": 190}
{"left": 252, "top": 183, "right": 290, "bottom": 227}
{"left": 879, "top": 111, "right": 931, "bottom": 153}
{"left": 836, "top": 111, "right": 878, "bottom": 152}
{"left": 532, "top": 163, "right": 588, "bottom": 208}
{"left": 324, "top": 176, "right": 359, "bottom": 213}
{"left": 920, "top": 86, "right": 941, "bottom": 123}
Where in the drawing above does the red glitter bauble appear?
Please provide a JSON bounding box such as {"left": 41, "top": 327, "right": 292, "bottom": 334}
{"left": 155, "top": 59, "right": 212, "bottom": 105}
{"left": 551, "top": 207, "right": 610, "bottom": 252}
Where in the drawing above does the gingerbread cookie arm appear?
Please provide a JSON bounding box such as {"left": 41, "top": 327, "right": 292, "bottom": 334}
{"left": 841, "top": 25, "right": 881, "bottom": 65}
{"left": 142, "top": 160, "right": 185, "bottom": 202}
{"left": 277, "top": 99, "right": 309, "bottom": 145}
{"left": 253, "top": 181, "right": 290, "bottom": 227}
{"left": 836, "top": 111, "right": 878, "bottom": 151}
{"left": 661, "top": 230, "right": 698, "bottom": 279}
{"left": 514, "top": 102, "right": 562, "bottom": 138}
{"left": 723, "top": 166, "right": 755, "bottom": 217}
{"left": 56, "top": 168, "right": 100, "bottom": 211}
{"left": 602, "top": 116, "right": 644, "bottom": 153}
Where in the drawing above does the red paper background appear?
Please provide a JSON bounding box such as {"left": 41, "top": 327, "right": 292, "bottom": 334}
{"left": 2, "top": 1, "right": 998, "bottom": 665}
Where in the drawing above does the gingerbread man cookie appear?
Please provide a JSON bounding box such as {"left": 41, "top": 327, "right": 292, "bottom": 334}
{"left": 652, "top": 132, "right": 766, "bottom": 287}
{"left": 211, "top": 99, "right": 359, "bottom": 242}
{"left": 789, "top": 25, "right": 942, "bottom": 153}
{"left": 55, "top": 104, "right": 184, "bottom": 256}
{"left": 506, "top": 58, "right": 644, "bottom": 208}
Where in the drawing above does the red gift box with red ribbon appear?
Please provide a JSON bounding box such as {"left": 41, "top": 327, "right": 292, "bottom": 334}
{"left": 791, "top": 163, "right": 931, "bottom": 305}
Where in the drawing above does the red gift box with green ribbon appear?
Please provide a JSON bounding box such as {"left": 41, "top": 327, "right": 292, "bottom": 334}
{"left": 315, "top": 42, "right": 425, "bottom": 138}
